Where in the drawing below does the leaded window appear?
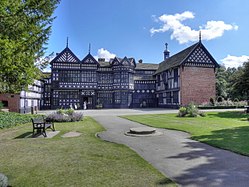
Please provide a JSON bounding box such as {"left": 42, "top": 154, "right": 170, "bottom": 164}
{"left": 114, "top": 92, "right": 121, "bottom": 103}
{"left": 82, "top": 71, "right": 97, "bottom": 82}
{"left": 113, "top": 73, "right": 120, "bottom": 84}
{"left": 98, "top": 73, "right": 113, "bottom": 84}
{"left": 98, "top": 91, "right": 113, "bottom": 104}
{"left": 173, "top": 91, "right": 179, "bottom": 103}
{"left": 121, "top": 72, "right": 129, "bottom": 83}
{"left": 59, "top": 70, "right": 80, "bottom": 82}
{"left": 174, "top": 68, "right": 178, "bottom": 82}
{"left": 166, "top": 92, "right": 171, "bottom": 103}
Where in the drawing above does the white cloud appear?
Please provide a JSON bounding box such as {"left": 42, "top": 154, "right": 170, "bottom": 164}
{"left": 94, "top": 48, "right": 116, "bottom": 61}
{"left": 150, "top": 11, "right": 238, "bottom": 44}
{"left": 220, "top": 55, "right": 249, "bottom": 68}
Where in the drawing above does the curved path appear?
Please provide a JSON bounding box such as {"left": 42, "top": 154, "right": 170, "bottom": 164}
{"left": 92, "top": 111, "right": 249, "bottom": 187}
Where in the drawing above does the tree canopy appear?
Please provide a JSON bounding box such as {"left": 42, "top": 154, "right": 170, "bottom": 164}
{"left": 0, "top": 0, "right": 60, "bottom": 93}
{"left": 216, "top": 60, "right": 249, "bottom": 101}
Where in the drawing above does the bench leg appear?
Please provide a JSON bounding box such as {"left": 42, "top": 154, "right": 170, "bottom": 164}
{"left": 51, "top": 124, "right": 55, "bottom": 131}
{"left": 43, "top": 127, "right": 47, "bottom": 137}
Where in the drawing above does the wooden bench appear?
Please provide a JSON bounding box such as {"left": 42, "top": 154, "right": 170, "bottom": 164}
{"left": 31, "top": 117, "right": 55, "bottom": 137}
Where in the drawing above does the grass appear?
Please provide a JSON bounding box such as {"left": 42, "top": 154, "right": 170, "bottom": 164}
{"left": 122, "top": 111, "right": 249, "bottom": 156}
{"left": 0, "top": 116, "right": 175, "bottom": 187}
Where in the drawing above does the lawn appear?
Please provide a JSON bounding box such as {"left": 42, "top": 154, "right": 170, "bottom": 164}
{"left": 0, "top": 116, "right": 175, "bottom": 187}
{"left": 122, "top": 111, "right": 249, "bottom": 156}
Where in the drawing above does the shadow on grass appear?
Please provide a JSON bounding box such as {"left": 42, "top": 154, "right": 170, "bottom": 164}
{"left": 207, "top": 111, "right": 248, "bottom": 119}
{"left": 193, "top": 125, "right": 249, "bottom": 156}
{"left": 14, "top": 132, "right": 33, "bottom": 139}
{"left": 166, "top": 136, "right": 249, "bottom": 186}
{"left": 14, "top": 132, "right": 44, "bottom": 139}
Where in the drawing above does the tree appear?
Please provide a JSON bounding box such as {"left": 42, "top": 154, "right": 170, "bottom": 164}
{"left": 0, "top": 0, "right": 60, "bottom": 93}
{"left": 216, "top": 65, "right": 228, "bottom": 99}
{"left": 232, "top": 61, "right": 249, "bottom": 103}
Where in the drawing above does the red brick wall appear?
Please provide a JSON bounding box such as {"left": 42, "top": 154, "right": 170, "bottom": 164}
{"left": 180, "top": 66, "right": 216, "bottom": 106}
{"left": 0, "top": 94, "right": 20, "bottom": 112}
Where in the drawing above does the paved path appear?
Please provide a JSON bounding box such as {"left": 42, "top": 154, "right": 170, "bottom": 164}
{"left": 93, "top": 114, "right": 249, "bottom": 187}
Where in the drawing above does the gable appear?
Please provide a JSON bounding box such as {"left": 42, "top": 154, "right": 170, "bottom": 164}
{"left": 183, "top": 43, "right": 219, "bottom": 68}
{"left": 82, "top": 54, "right": 99, "bottom": 65}
{"left": 52, "top": 47, "right": 80, "bottom": 63}
{"left": 111, "top": 57, "right": 122, "bottom": 66}
{"left": 121, "top": 57, "right": 130, "bottom": 66}
{"left": 155, "top": 42, "right": 219, "bottom": 75}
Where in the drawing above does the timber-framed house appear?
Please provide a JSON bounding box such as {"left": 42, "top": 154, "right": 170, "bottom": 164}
{"left": 40, "top": 40, "right": 219, "bottom": 110}
{"left": 155, "top": 40, "right": 219, "bottom": 108}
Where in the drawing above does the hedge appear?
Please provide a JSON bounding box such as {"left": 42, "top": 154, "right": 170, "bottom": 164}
{"left": 198, "top": 106, "right": 245, "bottom": 110}
{"left": 0, "top": 112, "right": 41, "bottom": 129}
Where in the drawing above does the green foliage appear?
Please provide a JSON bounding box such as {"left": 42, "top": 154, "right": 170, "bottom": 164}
{"left": 56, "top": 108, "right": 75, "bottom": 115}
{"left": 178, "top": 103, "right": 204, "bottom": 117}
{"left": 177, "top": 107, "right": 187, "bottom": 117}
{"left": 0, "top": 0, "right": 60, "bottom": 93}
{"left": 217, "top": 96, "right": 223, "bottom": 102}
{"left": 216, "top": 65, "right": 228, "bottom": 98}
{"left": 200, "top": 100, "right": 247, "bottom": 108}
{"left": 209, "top": 97, "right": 215, "bottom": 106}
{"left": 186, "top": 103, "right": 199, "bottom": 117}
{"left": 0, "top": 102, "right": 4, "bottom": 110}
{"left": 232, "top": 61, "right": 249, "bottom": 101}
{"left": 0, "top": 112, "right": 40, "bottom": 129}
{"left": 65, "top": 108, "right": 74, "bottom": 115}
{"left": 215, "top": 62, "right": 249, "bottom": 101}
{"left": 0, "top": 173, "right": 8, "bottom": 187}
{"left": 56, "top": 108, "right": 64, "bottom": 115}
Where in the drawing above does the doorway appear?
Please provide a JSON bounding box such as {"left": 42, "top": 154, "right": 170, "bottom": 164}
{"left": 83, "top": 97, "right": 93, "bottom": 109}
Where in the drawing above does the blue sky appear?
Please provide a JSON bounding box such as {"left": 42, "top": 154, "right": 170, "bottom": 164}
{"left": 45, "top": 0, "right": 249, "bottom": 70}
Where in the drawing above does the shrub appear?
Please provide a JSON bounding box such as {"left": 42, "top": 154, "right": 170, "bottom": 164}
{"left": 46, "top": 113, "right": 71, "bottom": 122}
{"left": 178, "top": 103, "right": 205, "bottom": 118}
{"left": 47, "top": 109, "right": 83, "bottom": 122}
{"left": 0, "top": 112, "right": 41, "bottom": 129}
{"left": 199, "top": 100, "right": 247, "bottom": 109}
{"left": 71, "top": 112, "right": 84, "bottom": 121}
{"left": 65, "top": 108, "right": 74, "bottom": 115}
{"left": 186, "top": 103, "right": 199, "bottom": 117}
{"left": 217, "top": 96, "right": 223, "bottom": 103}
{"left": 178, "top": 107, "right": 187, "bottom": 117}
{"left": 56, "top": 109, "right": 64, "bottom": 115}
{"left": 0, "top": 102, "right": 4, "bottom": 111}
{"left": 209, "top": 97, "right": 215, "bottom": 106}
{"left": 233, "top": 98, "right": 239, "bottom": 103}
{"left": 0, "top": 173, "right": 8, "bottom": 187}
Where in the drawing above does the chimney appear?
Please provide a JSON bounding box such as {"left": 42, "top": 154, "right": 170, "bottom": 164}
{"left": 164, "top": 43, "right": 170, "bottom": 60}
{"left": 98, "top": 58, "right": 105, "bottom": 62}
{"left": 138, "top": 59, "right": 143, "bottom": 63}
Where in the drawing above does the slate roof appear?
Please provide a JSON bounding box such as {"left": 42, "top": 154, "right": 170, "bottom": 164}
{"left": 155, "top": 41, "right": 219, "bottom": 74}
{"left": 98, "top": 61, "right": 111, "bottom": 67}
{"left": 155, "top": 42, "right": 199, "bottom": 74}
{"left": 134, "top": 75, "right": 156, "bottom": 81}
{"left": 135, "top": 63, "right": 159, "bottom": 70}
